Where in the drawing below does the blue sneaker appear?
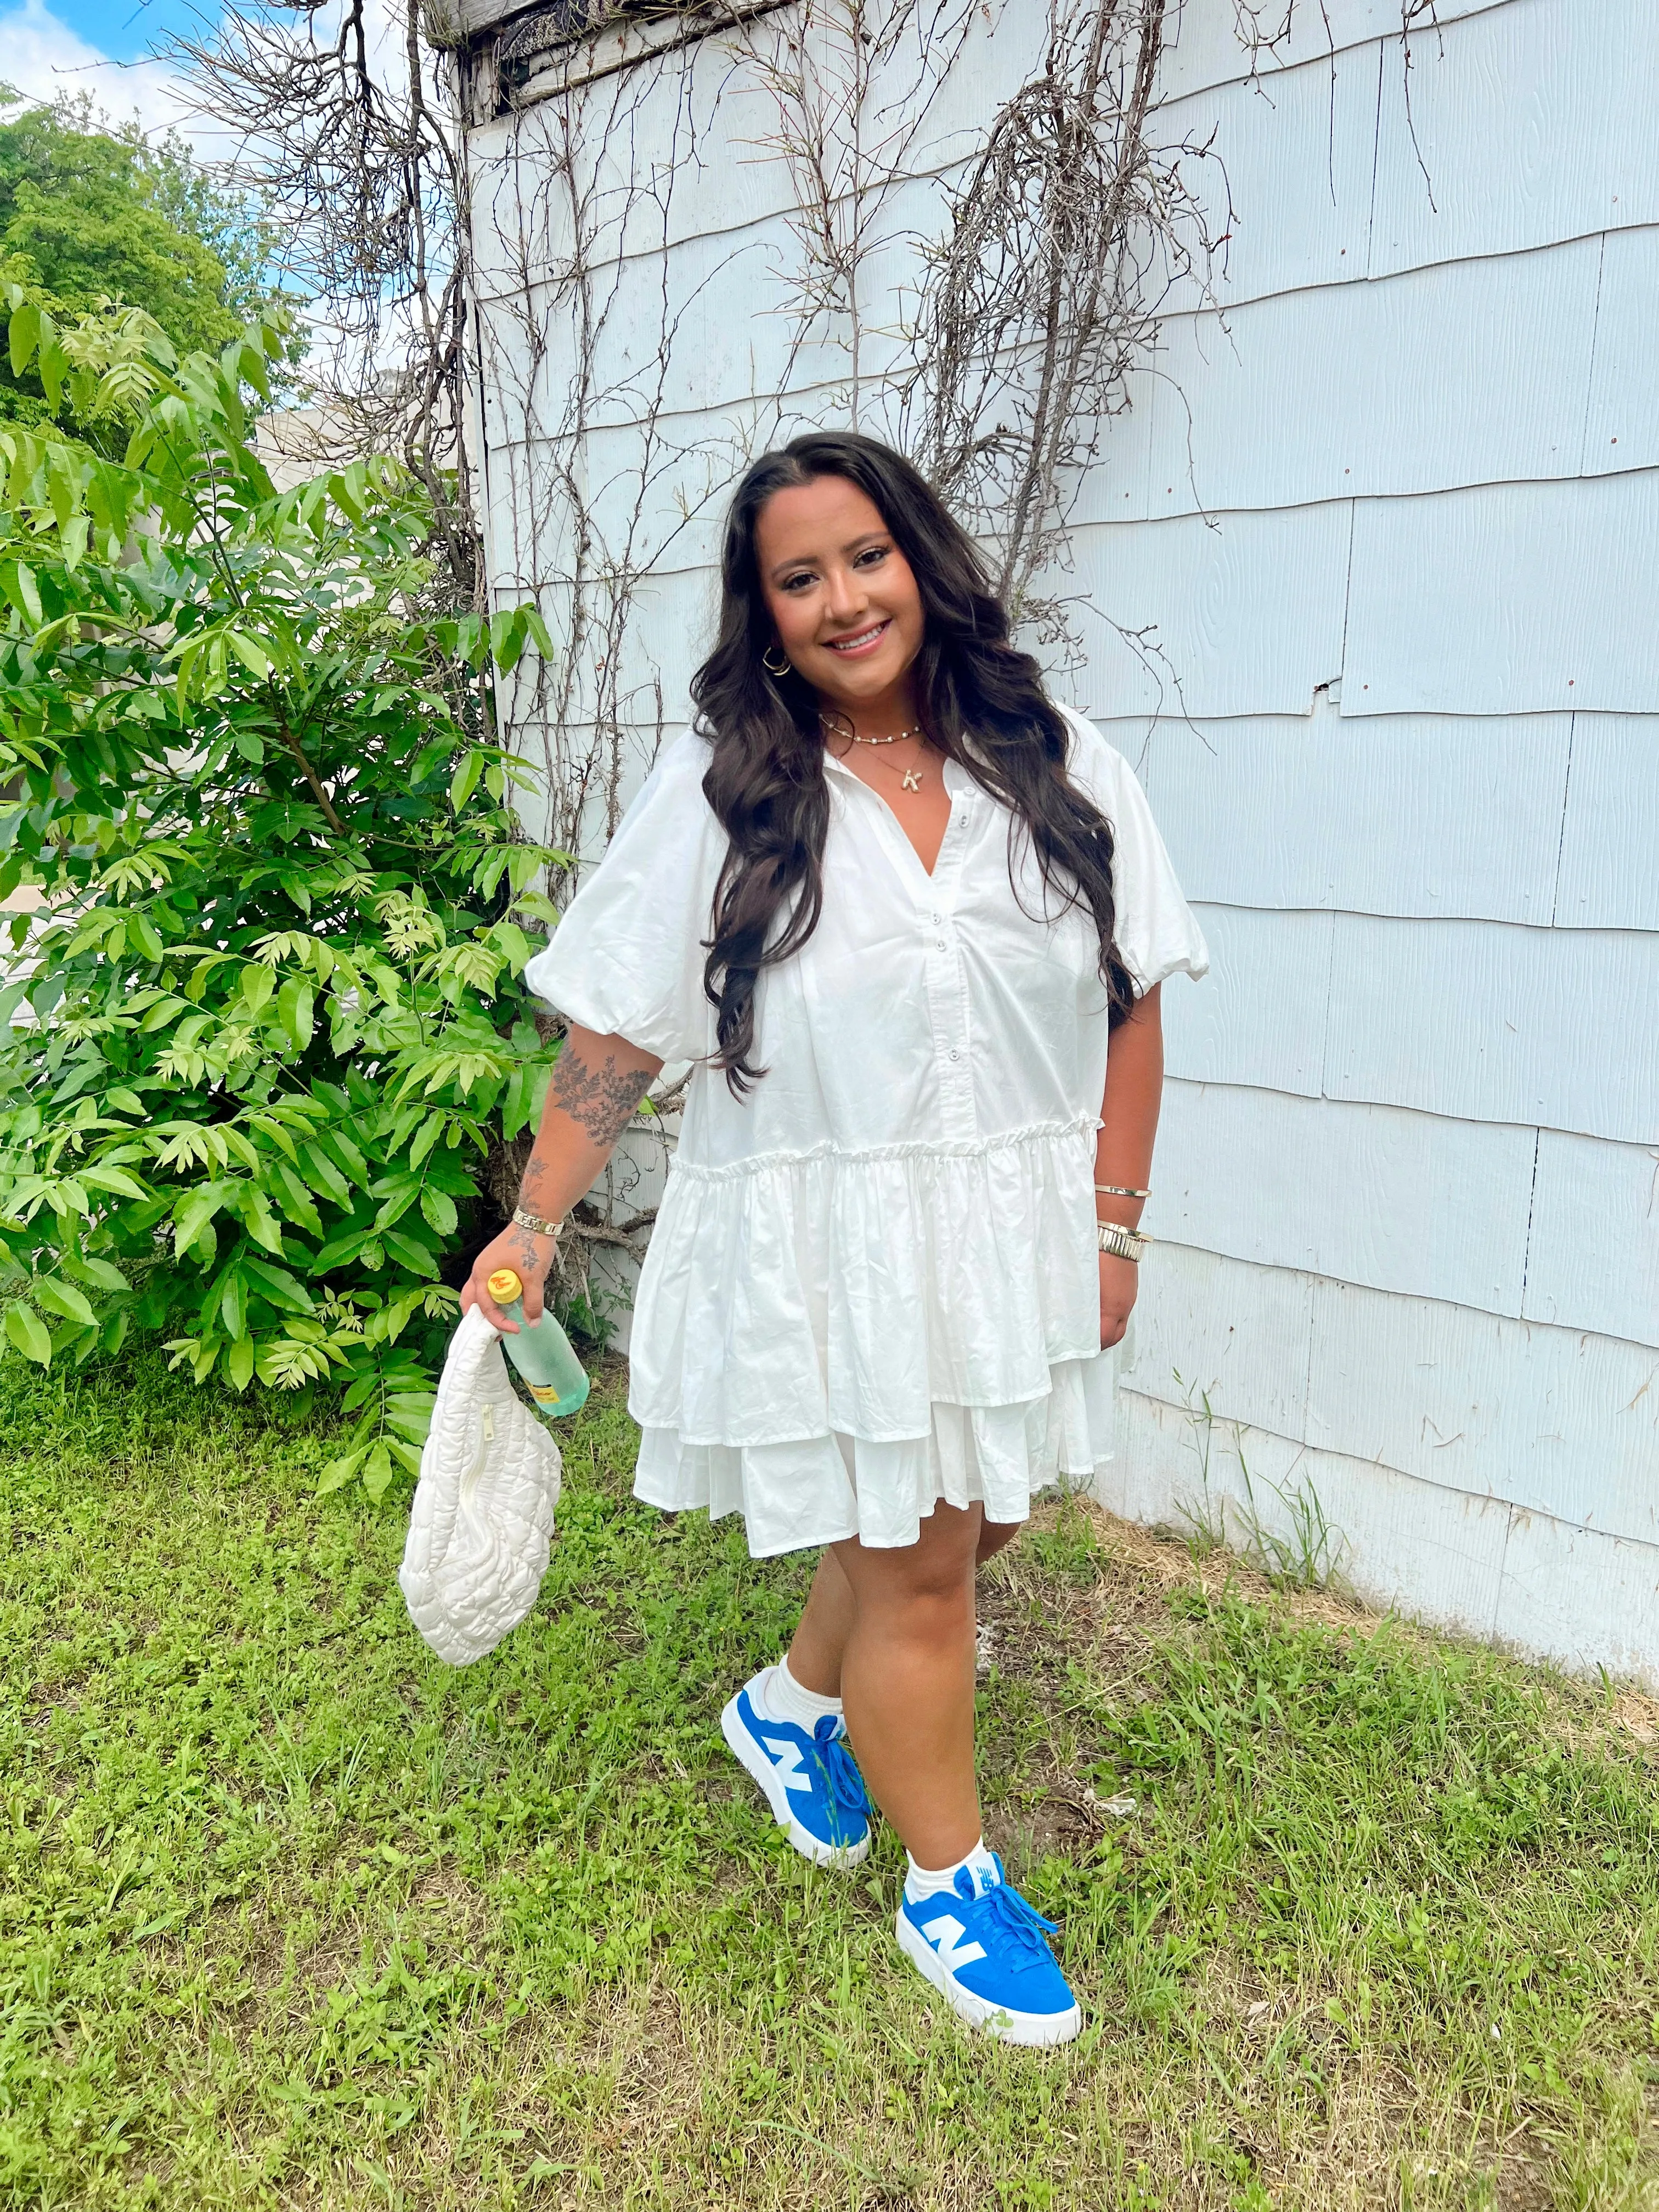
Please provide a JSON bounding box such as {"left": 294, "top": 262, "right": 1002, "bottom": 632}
{"left": 896, "top": 1854, "right": 1082, "bottom": 2045}
{"left": 720, "top": 1672, "right": 872, "bottom": 1867}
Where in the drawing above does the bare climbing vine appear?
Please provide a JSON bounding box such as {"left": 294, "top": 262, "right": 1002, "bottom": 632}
{"left": 902, "top": 0, "right": 1215, "bottom": 639}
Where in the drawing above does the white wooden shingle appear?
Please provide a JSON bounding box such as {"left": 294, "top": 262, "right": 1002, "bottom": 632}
{"left": 1342, "top": 470, "right": 1659, "bottom": 715}
{"left": 1064, "top": 501, "right": 1352, "bottom": 719}
{"left": 1161, "top": 905, "right": 1330, "bottom": 1097}
{"left": 1492, "top": 1515, "right": 1659, "bottom": 1684}
{"left": 1325, "top": 913, "right": 1659, "bottom": 1144}
{"left": 1523, "top": 1130, "right": 1659, "bottom": 1350}
{"left": 1370, "top": 0, "right": 1659, "bottom": 276}
{"left": 1133, "top": 241, "right": 1601, "bottom": 520}
{"left": 1582, "top": 227, "right": 1659, "bottom": 477}
{"left": 1306, "top": 1276, "right": 1659, "bottom": 1541}
{"left": 1150, "top": 1080, "right": 1536, "bottom": 1316}
{"left": 1117, "top": 1240, "right": 1313, "bottom": 1440}
{"left": 1555, "top": 715, "right": 1659, "bottom": 930}
{"left": 1108, "top": 1388, "right": 1517, "bottom": 1644}
{"left": 1155, "top": 0, "right": 1504, "bottom": 101}
{"left": 1124, "top": 706, "right": 1573, "bottom": 924}
{"left": 1154, "top": 36, "right": 1382, "bottom": 312}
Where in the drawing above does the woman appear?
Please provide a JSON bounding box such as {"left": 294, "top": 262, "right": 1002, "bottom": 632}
{"left": 462, "top": 432, "right": 1207, "bottom": 2047}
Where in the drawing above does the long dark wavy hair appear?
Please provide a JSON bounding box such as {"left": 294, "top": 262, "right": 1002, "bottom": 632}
{"left": 693, "top": 431, "right": 1136, "bottom": 1092}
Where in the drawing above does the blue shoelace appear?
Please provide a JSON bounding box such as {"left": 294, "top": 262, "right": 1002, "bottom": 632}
{"left": 806, "top": 1714, "right": 870, "bottom": 1840}
{"left": 973, "top": 1879, "right": 1060, "bottom": 1973}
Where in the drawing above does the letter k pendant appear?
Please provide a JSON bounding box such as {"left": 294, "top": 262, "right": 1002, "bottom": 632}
{"left": 901, "top": 766, "right": 923, "bottom": 792}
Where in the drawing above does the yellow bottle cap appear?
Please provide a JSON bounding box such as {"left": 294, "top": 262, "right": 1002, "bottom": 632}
{"left": 486, "top": 1268, "right": 523, "bottom": 1302}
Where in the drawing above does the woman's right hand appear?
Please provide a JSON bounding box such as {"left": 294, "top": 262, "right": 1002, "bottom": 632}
{"left": 460, "top": 1223, "right": 562, "bottom": 1332}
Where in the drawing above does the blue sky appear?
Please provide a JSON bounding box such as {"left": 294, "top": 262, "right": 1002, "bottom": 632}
{"left": 0, "top": 0, "right": 212, "bottom": 136}
{"left": 41, "top": 0, "right": 205, "bottom": 63}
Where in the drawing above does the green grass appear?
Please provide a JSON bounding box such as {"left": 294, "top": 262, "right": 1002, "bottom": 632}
{"left": 3, "top": 1350, "right": 1658, "bottom": 2210}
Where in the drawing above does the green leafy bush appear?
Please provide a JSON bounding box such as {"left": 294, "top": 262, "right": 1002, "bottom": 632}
{"left": 0, "top": 296, "right": 563, "bottom": 1496}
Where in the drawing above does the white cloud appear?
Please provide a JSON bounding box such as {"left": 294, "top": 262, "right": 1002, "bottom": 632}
{"left": 0, "top": 0, "right": 193, "bottom": 139}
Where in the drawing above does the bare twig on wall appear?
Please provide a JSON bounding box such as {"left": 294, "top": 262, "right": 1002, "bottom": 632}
{"left": 904, "top": 0, "right": 1217, "bottom": 637}
{"left": 735, "top": 0, "right": 980, "bottom": 426}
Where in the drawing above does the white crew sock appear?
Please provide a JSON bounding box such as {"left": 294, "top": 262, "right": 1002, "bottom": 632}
{"left": 904, "top": 1837, "right": 1001, "bottom": 1905}
{"left": 757, "top": 1653, "right": 843, "bottom": 1728}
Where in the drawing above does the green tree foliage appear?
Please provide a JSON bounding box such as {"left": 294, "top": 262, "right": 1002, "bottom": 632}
{"left": 0, "top": 90, "right": 286, "bottom": 443}
{"left": 0, "top": 295, "right": 565, "bottom": 1498}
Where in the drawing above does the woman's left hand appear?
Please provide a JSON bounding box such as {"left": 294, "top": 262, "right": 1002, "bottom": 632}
{"left": 1098, "top": 1253, "right": 1139, "bottom": 1348}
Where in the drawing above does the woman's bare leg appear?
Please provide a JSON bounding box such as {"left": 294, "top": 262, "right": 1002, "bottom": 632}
{"left": 976, "top": 1519, "right": 1021, "bottom": 1567}
{"left": 790, "top": 1514, "right": 1020, "bottom": 1700}
{"left": 830, "top": 1503, "right": 984, "bottom": 1870}
{"left": 786, "top": 1549, "right": 857, "bottom": 1697}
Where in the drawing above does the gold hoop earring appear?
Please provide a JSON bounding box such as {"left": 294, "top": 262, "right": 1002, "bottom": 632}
{"left": 761, "top": 646, "right": 792, "bottom": 678}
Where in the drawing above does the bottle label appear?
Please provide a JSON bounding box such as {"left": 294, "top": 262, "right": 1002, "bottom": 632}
{"left": 525, "top": 1381, "right": 560, "bottom": 1404}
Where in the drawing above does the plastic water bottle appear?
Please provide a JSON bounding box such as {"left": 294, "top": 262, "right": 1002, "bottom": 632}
{"left": 484, "top": 1268, "right": 591, "bottom": 1418}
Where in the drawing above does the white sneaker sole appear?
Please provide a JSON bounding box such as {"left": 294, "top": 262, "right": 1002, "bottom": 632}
{"left": 720, "top": 1695, "right": 871, "bottom": 1869}
{"left": 895, "top": 1908, "right": 1084, "bottom": 2047}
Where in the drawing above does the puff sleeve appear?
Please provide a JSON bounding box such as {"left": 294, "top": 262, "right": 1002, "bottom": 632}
{"left": 522, "top": 732, "right": 727, "bottom": 1062}
{"left": 1058, "top": 706, "right": 1209, "bottom": 994}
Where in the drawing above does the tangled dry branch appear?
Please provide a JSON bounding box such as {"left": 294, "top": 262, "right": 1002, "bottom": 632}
{"left": 905, "top": 0, "right": 1213, "bottom": 633}
{"left": 172, "top": 0, "right": 481, "bottom": 606}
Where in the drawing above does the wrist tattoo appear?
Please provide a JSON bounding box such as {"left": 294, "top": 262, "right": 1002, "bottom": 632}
{"left": 550, "top": 1042, "right": 653, "bottom": 1148}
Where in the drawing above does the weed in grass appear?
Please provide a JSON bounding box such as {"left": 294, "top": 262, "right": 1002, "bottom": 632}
{"left": 3, "top": 1348, "right": 1659, "bottom": 2207}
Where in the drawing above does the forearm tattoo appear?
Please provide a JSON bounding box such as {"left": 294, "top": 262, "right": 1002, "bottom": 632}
{"left": 548, "top": 1041, "right": 653, "bottom": 1148}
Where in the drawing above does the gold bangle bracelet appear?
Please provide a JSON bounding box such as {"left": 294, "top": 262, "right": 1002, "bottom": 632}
{"left": 1097, "top": 1221, "right": 1149, "bottom": 1263}
{"left": 1095, "top": 1183, "right": 1150, "bottom": 1199}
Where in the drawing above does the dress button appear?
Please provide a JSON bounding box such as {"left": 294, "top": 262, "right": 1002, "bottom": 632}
{"left": 949, "top": 1049, "right": 961, "bottom": 1062}
{"left": 935, "top": 939, "right": 947, "bottom": 950}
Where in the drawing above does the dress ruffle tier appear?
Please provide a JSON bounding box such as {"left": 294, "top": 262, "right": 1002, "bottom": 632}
{"left": 627, "top": 1120, "right": 1116, "bottom": 1556}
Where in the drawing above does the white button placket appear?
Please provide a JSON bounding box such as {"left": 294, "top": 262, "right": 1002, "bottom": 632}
{"left": 924, "top": 782, "right": 977, "bottom": 1143}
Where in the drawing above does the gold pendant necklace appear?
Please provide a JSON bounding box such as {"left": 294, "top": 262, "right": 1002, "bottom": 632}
{"left": 820, "top": 713, "right": 927, "bottom": 789}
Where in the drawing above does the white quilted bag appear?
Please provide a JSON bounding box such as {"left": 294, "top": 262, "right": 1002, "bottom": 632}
{"left": 398, "top": 1304, "right": 563, "bottom": 1665}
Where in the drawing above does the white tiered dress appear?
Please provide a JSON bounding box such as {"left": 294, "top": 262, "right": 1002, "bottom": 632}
{"left": 522, "top": 706, "right": 1207, "bottom": 1559}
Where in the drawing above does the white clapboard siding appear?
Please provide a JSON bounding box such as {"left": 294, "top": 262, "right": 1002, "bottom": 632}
{"left": 1120, "top": 1249, "right": 1659, "bottom": 1548}
{"left": 1149, "top": 1082, "right": 1537, "bottom": 1316}
{"left": 1555, "top": 716, "right": 1659, "bottom": 932}
{"left": 1161, "top": 905, "right": 1329, "bottom": 1097}
{"left": 514, "top": 568, "right": 715, "bottom": 724}
{"left": 469, "top": 51, "right": 796, "bottom": 289}
{"left": 1325, "top": 913, "right": 1659, "bottom": 1145}
{"left": 1523, "top": 1130, "right": 1659, "bottom": 1350}
{"left": 1121, "top": 708, "right": 1573, "bottom": 925}
{"left": 1129, "top": 242, "right": 1601, "bottom": 520}
{"left": 1109, "top": 1387, "right": 1659, "bottom": 1686}
{"left": 1154, "top": 38, "right": 1381, "bottom": 313}
{"left": 1063, "top": 503, "right": 1351, "bottom": 720}
{"left": 1107, "top": 1386, "right": 1520, "bottom": 1644}
{"left": 1583, "top": 227, "right": 1659, "bottom": 478}
{"left": 1370, "top": 0, "right": 1659, "bottom": 276}
{"left": 514, "top": 720, "right": 684, "bottom": 864}
{"left": 465, "top": 0, "right": 1659, "bottom": 1682}
{"left": 1492, "top": 1514, "right": 1659, "bottom": 1686}
{"left": 858, "top": 0, "right": 1051, "bottom": 191}
{"left": 1156, "top": 0, "right": 1504, "bottom": 101}
{"left": 478, "top": 440, "right": 585, "bottom": 594}
{"left": 1119, "top": 1238, "right": 1313, "bottom": 1439}
{"left": 1342, "top": 470, "right": 1659, "bottom": 715}
{"left": 467, "top": 125, "right": 597, "bottom": 303}
{"left": 1306, "top": 1276, "right": 1659, "bottom": 1541}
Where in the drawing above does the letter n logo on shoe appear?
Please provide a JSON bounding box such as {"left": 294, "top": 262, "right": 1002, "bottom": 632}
{"left": 761, "top": 1734, "right": 812, "bottom": 1792}
{"left": 921, "top": 1912, "right": 986, "bottom": 1971}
